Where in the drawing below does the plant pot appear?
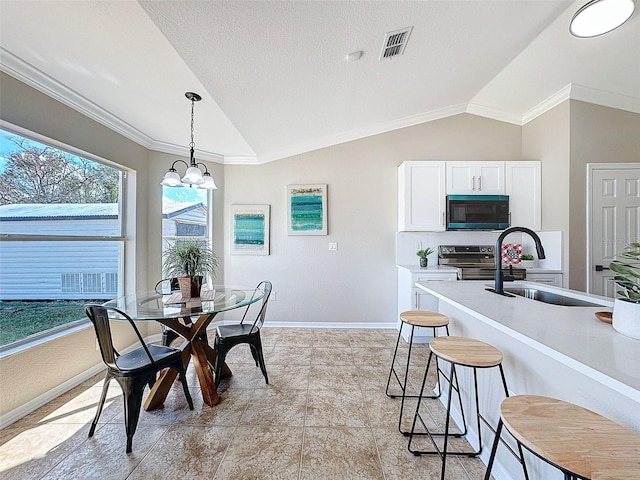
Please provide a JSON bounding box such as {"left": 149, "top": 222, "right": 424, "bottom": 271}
{"left": 419, "top": 257, "right": 428, "bottom": 268}
{"left": 178, "top": 276, "right": 203, "bottom": 299}
{"left": 520, "top": 259, "right": 536, "bottom": 269}
{"left": 612, "top": 298, "right": 640, "bottom": 340}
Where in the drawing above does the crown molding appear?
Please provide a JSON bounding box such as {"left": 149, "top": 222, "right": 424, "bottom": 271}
{"left": 149, "top": 140, "right": 225, "bottom": 164}
{"left": 465, "top": 103, "right": 522, "bottom": 125}
{"left": 258, "top": 103, "right": 468, "bottom": 163}
{"left": 569, "top": 83, "right": 640, "bottom": 114}
{"left": 0, "top": 48, "right": 157, "bottom": 149}
{"left": 521, "top": 84, "right": 573, "bottom": 125}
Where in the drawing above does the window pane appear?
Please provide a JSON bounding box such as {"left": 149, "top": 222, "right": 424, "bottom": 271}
{"left": 0, "top": 240, "right": 123, "bottom": 347}
{"left": 0, "top": 128, "right": 125, "bottom": 349}
{"left": 162, "top": 186, "right": 209, "bottom": 249}
{"left": 0, "top": 129, "right": 122, "bottom": 237}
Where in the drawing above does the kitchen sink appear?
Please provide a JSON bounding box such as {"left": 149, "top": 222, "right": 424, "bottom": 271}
{"left": 502, "top": 287, "right": 603, "bottom": 307}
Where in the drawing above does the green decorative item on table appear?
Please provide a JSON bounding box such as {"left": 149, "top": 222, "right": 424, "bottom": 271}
{"left": 417, "top": 247, "right": 434, "bottom": 269}
{"left": 162, "top": 239, "right": 220, "bottom": 298}
{"left": 521, "top": 254, "right": 534, "bottom": 261}
{"left": 609, "top": 242, "right": 640, "bottom": 340}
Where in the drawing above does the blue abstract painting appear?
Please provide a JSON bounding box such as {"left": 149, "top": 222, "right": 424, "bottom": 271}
{"left": 231, "top": 205, "right": 270, "bottom": 255}
{"left": 288, "top": 185, "right": 327, "bottom": 235}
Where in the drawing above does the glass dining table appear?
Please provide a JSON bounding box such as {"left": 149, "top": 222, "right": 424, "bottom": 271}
{"left": 103, "top": 284, "right": 265, "bottom": 410}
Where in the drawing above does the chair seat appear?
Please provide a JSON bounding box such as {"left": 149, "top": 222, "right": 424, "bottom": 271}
{"left": 115, "top": 344, "right": 180, "bottom": 372}
{"left": 400, "top": 310, "right": 449, "bottom": 328}
{"left": 429, "top": 336, "right": 503, "bottom": 368}
{"left": 217, "top": 323, "right": 258, "bottom": 339}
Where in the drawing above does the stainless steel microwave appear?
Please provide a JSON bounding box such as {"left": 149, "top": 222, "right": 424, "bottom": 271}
{"left": 446, "top": 195, "right": 509, "bottom": 231}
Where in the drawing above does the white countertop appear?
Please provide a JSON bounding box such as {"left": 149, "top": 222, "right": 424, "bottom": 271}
{"left": 397, "top": 264, "right": 458, "bottom": 273}
{"left": 397, "top": 264, "right": 563, "bottom": 275}
{"left": 414, "top": 280, "right": 640, "bottom": 401}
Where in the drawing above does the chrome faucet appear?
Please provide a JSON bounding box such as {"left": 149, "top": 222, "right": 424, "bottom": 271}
{"left": 490, "top": 226, "right": 546, "bottom": 295}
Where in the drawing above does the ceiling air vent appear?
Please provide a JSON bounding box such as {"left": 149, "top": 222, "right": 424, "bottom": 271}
{"left": 379, "top": 26, "right": 413, "bottom": 60}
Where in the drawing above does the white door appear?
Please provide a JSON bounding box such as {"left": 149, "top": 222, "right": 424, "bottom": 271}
{"left": 589, "top": 164, "right": 640, "bottom": 296}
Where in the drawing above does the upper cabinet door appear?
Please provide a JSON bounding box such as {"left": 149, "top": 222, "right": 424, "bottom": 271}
{"left": 446, "top": 162, "right": 505, "bottom": 194}
{"left": 398, "top": 161, "right": 446, "bottom": 231}
{"left": 505, "top": 161, "right": 541, "bottom": 231}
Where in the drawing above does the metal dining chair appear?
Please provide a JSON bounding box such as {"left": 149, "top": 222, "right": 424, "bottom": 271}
{"left": 85, "top": 305, "right": 194, "bottom": 453}
{"left": 213, "top": 280, "right": 272, "bottom": 387}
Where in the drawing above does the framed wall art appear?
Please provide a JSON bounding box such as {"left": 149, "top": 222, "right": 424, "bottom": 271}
{"left": 287, "top": 184, "right": 327, "bottom": 236}
{"left": 230, "top": 204, "right": 270, "bottom": 255}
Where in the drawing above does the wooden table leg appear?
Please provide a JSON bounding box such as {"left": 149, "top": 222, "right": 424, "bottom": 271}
{"left": 202, "top": 342, "right": 233, "bottom": 379}
{"left": 144, "top": 346, "right": 191, "bottom": 411}
{"left": 191, "top": 338, "right": 220, "bottom": 406}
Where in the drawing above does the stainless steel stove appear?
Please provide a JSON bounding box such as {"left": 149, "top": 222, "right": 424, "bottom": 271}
{"left": 438, "top": 245, "right": 527, "bottom": 281}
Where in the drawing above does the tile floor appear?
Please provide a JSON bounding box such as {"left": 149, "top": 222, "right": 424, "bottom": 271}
{"left": 0, "top": 327, "right": 493, "bottom": 479}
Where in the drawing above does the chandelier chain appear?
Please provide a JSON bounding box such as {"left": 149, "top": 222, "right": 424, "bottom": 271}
{"left": 189, "top": 98, "right": 195, "bottom": 149}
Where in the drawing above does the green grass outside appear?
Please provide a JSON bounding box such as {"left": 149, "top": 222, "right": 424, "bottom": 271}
{"left": 0, "top": 300, "right": 100, "bottom": 347}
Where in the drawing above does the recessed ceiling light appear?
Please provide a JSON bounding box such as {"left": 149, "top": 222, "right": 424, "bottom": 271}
{"left": 569, "top": 0, "right": 636, "bottom": 38}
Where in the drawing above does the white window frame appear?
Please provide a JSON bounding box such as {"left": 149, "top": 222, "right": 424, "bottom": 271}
{"left": 0, "top": 122, "right": 129, "bottom": 355}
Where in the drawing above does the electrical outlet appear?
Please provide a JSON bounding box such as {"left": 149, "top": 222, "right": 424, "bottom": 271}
{"left": 271, "top": 291, "right": 276, "bottom": 301}
{"left": 416, "top": 242, "right": 422, "bottom": 251}
{"left": 328, "top": 242, "right": 338, "bottom": 251}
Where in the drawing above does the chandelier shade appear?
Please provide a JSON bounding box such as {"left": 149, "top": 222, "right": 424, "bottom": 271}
{"left": 160, "top": 92, "right": 218, "bottom": 190}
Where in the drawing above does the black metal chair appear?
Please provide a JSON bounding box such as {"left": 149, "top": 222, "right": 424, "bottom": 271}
{"left": 154, "top": 278, "right": 185, "bottom": 347}
{"left": 213, "top": 280, "right": 272, "bottom": 387}
{"left": 85, "top": 305, "right": 194, "bottom": 453}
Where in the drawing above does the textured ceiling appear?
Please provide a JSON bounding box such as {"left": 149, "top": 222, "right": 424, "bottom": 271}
{"left": 1, "top": 1, "right": 638, "bottom": 164}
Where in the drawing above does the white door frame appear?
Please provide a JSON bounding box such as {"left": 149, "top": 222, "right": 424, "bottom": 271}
{"left": 586, "top": 162, "right": 640, "bottom": 294}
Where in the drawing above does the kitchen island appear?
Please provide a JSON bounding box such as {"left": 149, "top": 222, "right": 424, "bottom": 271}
{"left": 414, "top": 280, "right": 639, "bottom": 480}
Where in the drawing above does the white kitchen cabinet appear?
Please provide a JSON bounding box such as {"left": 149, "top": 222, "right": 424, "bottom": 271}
{"left": 527, "top": 272, "right": 563, "bottom": 287}
{"left": 398, "top": 161, "right": 446, "bottom": 231}
{"left": 446, "top": 162, "right": 505, "bottom": 195}
{"left": 506, "top": 161, "right": 541, "bottom": 231}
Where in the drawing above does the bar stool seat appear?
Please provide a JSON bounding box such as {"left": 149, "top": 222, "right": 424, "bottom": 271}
{"left": 386, "top": 311, "right": 450, "bottom": 435}
{"left": 409, "top": 336, "right": 509, "bottom": 480}
{"left": 485, "top": 395, "right": 640, "bottom": 480}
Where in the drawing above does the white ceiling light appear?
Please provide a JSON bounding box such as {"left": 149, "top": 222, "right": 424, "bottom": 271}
{"left": 570, "top": 0, "right": 636, "bottom": 37}
{"left": 161, "top": 92, "right": 218, "bottom": 190}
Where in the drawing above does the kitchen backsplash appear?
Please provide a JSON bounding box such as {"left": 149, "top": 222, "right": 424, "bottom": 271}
{"left": 396, "top": 230, "right": 563, "bottom": 270}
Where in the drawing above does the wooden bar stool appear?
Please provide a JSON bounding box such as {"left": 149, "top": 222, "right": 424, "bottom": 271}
{"left": 385, "top": 310, "right": 450, "bottom": 435}
{"left": 408, "top": 336, "right": 509, "bottom": 480}
{"left": 484, "top": 395, "right": 640, "bottom": 480}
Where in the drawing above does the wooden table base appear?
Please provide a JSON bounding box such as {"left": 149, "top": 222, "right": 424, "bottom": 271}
{"left": 143, "top": 313, "right": 232, "bottom": 410}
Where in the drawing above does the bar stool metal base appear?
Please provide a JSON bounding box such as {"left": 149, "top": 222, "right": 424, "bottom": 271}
{"left": 408, "top": 336, "right": 510, "bottom": 480}
{"left": 385, "top": 311, "right": 450, "bottom": 435}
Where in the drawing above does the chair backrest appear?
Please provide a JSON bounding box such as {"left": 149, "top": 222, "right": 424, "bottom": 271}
{"left": 240, "top": 280, "right": 272, "bottom": 333}
{"left": 154, "top": 278, "right": 179, "bottom": 294}
{"left": 85, "top": 305, "right": 154, "bottom": 370}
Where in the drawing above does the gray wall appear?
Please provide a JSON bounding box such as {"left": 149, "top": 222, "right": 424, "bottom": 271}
{"left": 568, "top": 101, "right": 640, "bottom": 292}
{"left": 223, "top": 114, "right": 522, "bottom": 324}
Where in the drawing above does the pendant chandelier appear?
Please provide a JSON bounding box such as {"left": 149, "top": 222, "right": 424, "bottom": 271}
{"left": 161, "top": 92, "right": 217, "bottom": 189}
{"left": 569, "top": 0, "right": 636, "bottom": 37}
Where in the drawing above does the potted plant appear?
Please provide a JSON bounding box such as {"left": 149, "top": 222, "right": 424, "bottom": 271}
{"left": 162, "top": 239, "right": 220, "bottom": 298}
{"left": 417, "top": 247, "right": 434, "bottom": 269}
{"left": 609, "top": 242, "right": 640, "bottom": 340}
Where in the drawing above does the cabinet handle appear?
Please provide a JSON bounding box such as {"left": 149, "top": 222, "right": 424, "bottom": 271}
{"left": 478, "top": 176, "right": 482, "bottom": 191}
{"left": 414, "top": 291, "right": 418, "bottom": 309}
{"left": 472, "top": 176, "right": 476, "bottom": 191}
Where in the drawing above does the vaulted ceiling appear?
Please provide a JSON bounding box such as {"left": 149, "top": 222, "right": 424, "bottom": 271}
{"left": 1, "top": 1, "right": 638, "bottom": 164}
